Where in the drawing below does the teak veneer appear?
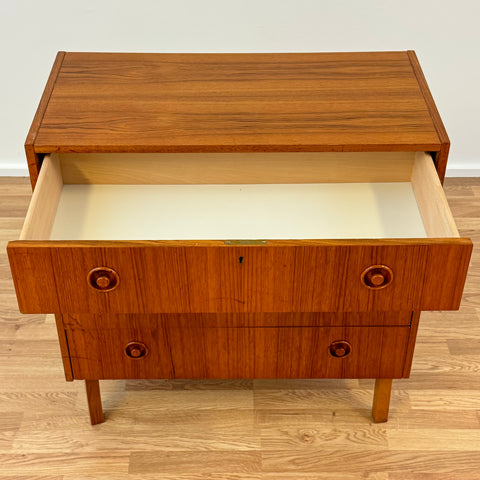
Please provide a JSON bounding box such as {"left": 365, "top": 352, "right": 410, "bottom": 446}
{"left": 8, "top": 51, "right": 472, "bottom": 425}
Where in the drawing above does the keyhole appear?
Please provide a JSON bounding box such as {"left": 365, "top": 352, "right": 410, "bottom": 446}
{"left": 238, "top": 256, "right": 244, "bottom": 264}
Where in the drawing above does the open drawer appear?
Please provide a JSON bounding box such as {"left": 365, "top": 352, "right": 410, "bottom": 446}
{"left": 8, "top": 151, "right": 471, "bottom": 314}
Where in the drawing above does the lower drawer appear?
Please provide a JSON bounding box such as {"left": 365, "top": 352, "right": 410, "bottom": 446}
{"left": 67, "top": 325, "right": 411, "bottom": 380}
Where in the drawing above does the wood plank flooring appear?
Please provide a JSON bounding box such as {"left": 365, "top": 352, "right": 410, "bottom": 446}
{"left": 0, "top": 176, "right": 479, "bottom": 478}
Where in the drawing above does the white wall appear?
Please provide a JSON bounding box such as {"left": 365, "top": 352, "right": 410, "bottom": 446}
{"left": 1, "top": 0, "right": 479, "bottom": 176}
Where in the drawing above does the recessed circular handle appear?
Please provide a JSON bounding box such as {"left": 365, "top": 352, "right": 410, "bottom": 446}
{"left": 125, "top": 341, "right": 148, "bottom": 359}
{"left": 329, "top": 340, "right": 352, "bottom": 358}
{"left": 87, "top": 267, "right": 119, "bottom": 292}
{"left": 361, "top": 265, "right": 393, "bottom": 290}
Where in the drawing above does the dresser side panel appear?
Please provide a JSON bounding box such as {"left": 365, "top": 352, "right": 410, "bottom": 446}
{"left": 407, "top": 50, "right": 450, "bottom": 182}
{"left": 25, "top": 51, "right": 65, "bottom": 189}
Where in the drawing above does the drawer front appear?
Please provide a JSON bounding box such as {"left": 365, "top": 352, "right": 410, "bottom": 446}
{"left": 67, "top": 326, "right": 174, "bottom": 380}
{"left": 8, "top": 240, "right": 471, "bottom": 314}
{"left": 67, "top": 325, "right": 411, "bottom": 380}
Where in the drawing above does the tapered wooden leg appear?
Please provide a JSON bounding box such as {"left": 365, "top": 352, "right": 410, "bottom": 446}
{"left": 372, "top": 378, "right": 393, "bottom": 423}
{"left": 85, "top": 380, "right": 104, "bottom": 425}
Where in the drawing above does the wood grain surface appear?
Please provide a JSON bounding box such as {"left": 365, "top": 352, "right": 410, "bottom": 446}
{"left": 61, "top": 311, "right": 412, "bottom": 329}
{"left": 31, "top": 52, "right": 441, "bottom": 159}
{"left": 66, "top": 323, "right": 409, "bottom": 380}
{"left": 19, "top": 154, "right": 62, "bottom": 240}
{"left": 8, "top": 239, "right": 471, "bottom": 314}
{"left": 57, "top": 151, "right": 417, "bottom": 185}
{"left": 407, "top": 51, "right": 450, "bottom": 182}
{"left": 372, "top": 378, "right": 393, "bottom": 423}
{"left": 85, "top": 380, "right": 104, "bottom": 425}
{"left": 411, "top": 152, "right": 459, "bottom": 236}
{"left": 25, "top": 51, "right": 65, "bottom": 189}
{"left": 54, "top": 314, "right": 73, "bottom": 381}
{"left": 1, "top": 177, "right": 478, "bottom": 478}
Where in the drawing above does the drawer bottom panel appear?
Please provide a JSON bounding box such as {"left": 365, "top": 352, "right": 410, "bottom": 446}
{"left": 67, "top": 326, "right": 411, "bottom": 380}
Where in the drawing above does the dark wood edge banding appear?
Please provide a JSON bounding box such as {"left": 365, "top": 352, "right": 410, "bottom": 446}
{"left": 53, "top": 314, "right": 74, "bottom": 381}
{"left": 407, "top": 50, "right": 450, "bottom": 183}
{"left": 433, "top": 144, "right": 451, "bottom": 186}
{"left": 402, "top": 311, "right": 421, "bottom": 377}
{"left": 25, "top": 51, "right": 66, "bottom": 189}
{"left": 34, "top": 143, "right": 442, "bottom": 155}
{"left": 7, "top": 237, "right": 474, "bottom": 249}
{"left": 407, "top": 51, "right": 449, "bottom": 144}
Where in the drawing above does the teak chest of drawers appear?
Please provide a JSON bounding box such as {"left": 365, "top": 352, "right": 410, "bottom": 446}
{"left": 8, "top": 51, "right": 472, "bottom": 424}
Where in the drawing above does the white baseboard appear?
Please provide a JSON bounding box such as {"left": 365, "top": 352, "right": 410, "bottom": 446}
{"left": 0, "top": 165, "right": 29, "bottom": 176}
{"left": 446, "top": 168, "right": 480, "bottom": 177}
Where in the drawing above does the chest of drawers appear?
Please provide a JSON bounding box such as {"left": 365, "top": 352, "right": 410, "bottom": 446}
{"left": 8, "top": 51, "right": 472, "bottom": 424}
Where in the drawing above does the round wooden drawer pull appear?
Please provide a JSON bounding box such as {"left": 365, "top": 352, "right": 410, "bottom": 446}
{"left": 87, "top": 267, "right": 120, "bottom": 292}
{"left": 361, "top": 265, "right": 393, "bottom": 290}
{"left": 329, "top": 340, "right": 352, "bottom": 358}
{"left": 125, "top": 341, "right": 148, "bottom": 359}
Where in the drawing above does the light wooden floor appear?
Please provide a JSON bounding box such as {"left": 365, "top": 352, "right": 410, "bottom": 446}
{"left": 1, "top": 177, "right": 479, "bottom": 479}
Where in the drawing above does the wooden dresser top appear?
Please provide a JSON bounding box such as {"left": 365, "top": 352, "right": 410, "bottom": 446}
{"left": 28, "top": 51, "right": 448, "bottom": 155}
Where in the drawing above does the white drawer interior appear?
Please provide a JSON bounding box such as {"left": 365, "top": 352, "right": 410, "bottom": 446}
{"left": 20, "top": 151, "right": 459, "bottom": 241}
{"left": 50, "top": 182, "right": 425, "bottom": 240}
